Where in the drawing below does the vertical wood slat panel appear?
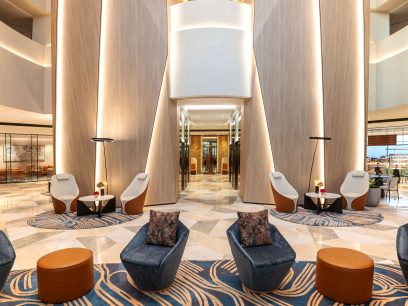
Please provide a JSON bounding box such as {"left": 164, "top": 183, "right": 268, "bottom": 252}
{"left": 55, "top": 0, "right": 101, "bottom": 195}
{"left": 145, "top": 65, "right": 179, "bottom": 205}
{"left": 98, "top": 0, "right": 168, "bottom": 200}
{"left": 240, "top": 60, "right": 274, "bottom": 204}
{"left": 253, "top": 0, "right": 323, "bottom": 201}
{"left": 321, "top": 0, "right": 366, "bottom": 192}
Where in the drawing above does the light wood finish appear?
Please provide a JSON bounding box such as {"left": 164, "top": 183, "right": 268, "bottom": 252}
{"left": 364, "top": 0, "right": 370, "bottom": 172}
{"left": 240, "top": 60, "right": 274, "bottom": 204}
{"left": 54, "top": 0, "right": 101, "bottom": 195}
{"left": 321, "top": 0, "right": 367, "bottom": 192}
{"left": 97, "top": 0, "right": 168, "bottom": 200}
{"left": 190, "top": 135, "right": 203, "bottom": 174}
{"left": 124, "top": 187, "right": 149, "bottom": 215}
{"left": 145, "top": 64, "right": 179, "bottom": 206}
{"left": 253, "top": 0, "right": 323, "bottom": 201}
{"left": 271, "top": 185, "right": 296, "bottom": 213}
{"left": 217, "top": 135, "right": 229, "bottom": 173}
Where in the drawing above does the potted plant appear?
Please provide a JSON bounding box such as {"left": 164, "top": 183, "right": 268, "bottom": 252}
{"left": 366, "top": 179, "right": 381, "bottom": 207}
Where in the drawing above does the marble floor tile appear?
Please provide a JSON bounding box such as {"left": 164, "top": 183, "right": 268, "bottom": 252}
{"left": 0, "top": 174, "right": 406, "bottom": 270}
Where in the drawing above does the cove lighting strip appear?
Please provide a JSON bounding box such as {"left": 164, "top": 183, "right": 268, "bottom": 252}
{"left": 356, "top": 0, "right": 365, "bottom": 170}
{"left": 313, "top": 0, "right": 325, "bottom": 183}
{"left": 95, "top": 0, "right": 108, "bottom": 185}
{"left": 55, "top": 0, "right": 65, "bottom": 173}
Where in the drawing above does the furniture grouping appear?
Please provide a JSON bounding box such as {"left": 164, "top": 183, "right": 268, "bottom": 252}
{"left": 1, "top": 211, "right": 408, "bottom": 304}
{"left": 50, "top": 172, "right": 150, "bottom": 216}
{"left": 270, "top": 170, "right": 371, "bottom": 213}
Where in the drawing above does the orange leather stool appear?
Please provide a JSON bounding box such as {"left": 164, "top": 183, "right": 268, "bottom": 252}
{"left": 37, "top": 248, "right": 94, "bottom": 303}
{"left": 316, "top": 247, "right": 374, "bottom": 304}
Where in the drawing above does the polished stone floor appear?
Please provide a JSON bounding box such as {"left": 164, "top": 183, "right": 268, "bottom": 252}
{"left": 0, "top": 175, "right": 407, "bottom": 270}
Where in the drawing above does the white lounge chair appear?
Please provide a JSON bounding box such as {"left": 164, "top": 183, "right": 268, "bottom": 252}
{"left": 269, "top": 172, "right": 298, "bottom": 212}
{"left": 50, "top": 173, "right": 79, "bottom": 214}
{"left": 340, "top": 171, "right": 369, "bottom": 210}
{"left": 121, "top": 173, "right": 150, "bottom": 215}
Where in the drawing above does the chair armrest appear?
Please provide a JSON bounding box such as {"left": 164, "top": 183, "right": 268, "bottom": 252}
{"left": 0, "top": 231, "right": 15, "bottom": 261}
{"left": 163, "top": 222, "right": 190, "bottom": 264}
{"left": 269, "top": 224, "right": 295, "bottom": 257}
{"left": 397, "top": 224, "right": 408, "bottom": 261}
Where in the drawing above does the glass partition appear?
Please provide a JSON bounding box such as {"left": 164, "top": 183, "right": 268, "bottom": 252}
{"left": 0, "top": 133, "right": 54, "bottom": 183}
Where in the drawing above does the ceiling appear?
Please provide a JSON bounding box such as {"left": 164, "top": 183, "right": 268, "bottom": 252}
{"left": 0, "top": 105, "right": 52, "bottom": 125}
{"left": 178, "top": 98, "right": 243, "bottom": 130}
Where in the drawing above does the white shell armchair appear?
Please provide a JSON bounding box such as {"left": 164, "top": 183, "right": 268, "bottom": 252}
{"left": 121, "top": 173, "right": 150, "bottom": 215}
{"left": 340, "top": 171, "right": 369, "bottom": 210}
{"left": 269, "top": 172, "right": 299, "bottom": 212}
{"left": 50, "top": 174, "right": 79, "bottom": 214}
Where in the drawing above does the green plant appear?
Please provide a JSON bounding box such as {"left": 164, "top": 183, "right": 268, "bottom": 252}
{"left": 369, "top": 178, "right": 381, "bottom": 188}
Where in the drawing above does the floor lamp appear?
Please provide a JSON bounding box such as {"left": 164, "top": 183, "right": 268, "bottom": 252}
{"left": 308, "top": 136, "right": 331, "bottom": 192}
{"left": 91, "top": 137, "right": 114, "bottom": 194}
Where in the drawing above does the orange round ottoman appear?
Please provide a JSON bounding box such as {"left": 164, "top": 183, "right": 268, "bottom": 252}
{"left": 37, "top": 248, "right": 94, "bottom": 303}
{"left": 316, "top": 247, "right": 374, "bottom": 304}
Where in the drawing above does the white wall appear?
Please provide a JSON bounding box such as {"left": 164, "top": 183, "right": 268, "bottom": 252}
{"left": 169, "top": 0, "right": 253, "bottom": 99}
{"left": 369, "top": 22, "right": 408, "bottom": 111}
{"left": 0, "top": 20, "right": 51, "bottom": 114}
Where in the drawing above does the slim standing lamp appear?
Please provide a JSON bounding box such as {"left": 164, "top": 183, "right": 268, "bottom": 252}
{"left": 308, "top": 136, "right": 331, "bottom": 192}
{"left": 91, "top": 137, "right": 114, "bottom": 194}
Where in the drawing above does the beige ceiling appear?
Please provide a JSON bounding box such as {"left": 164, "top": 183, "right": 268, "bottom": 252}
{"left": 0, "top": 105, "right": 52, "bottom": 125}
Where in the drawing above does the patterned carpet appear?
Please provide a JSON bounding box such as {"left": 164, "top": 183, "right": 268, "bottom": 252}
{"left": 0, "top": 261, "right": 407, "bottom": 305}
{"left": 270, "top": 207, "right": 384, "bottom": 227}
{"left": 27, "top": 211, "right": 138, "bottom": 230}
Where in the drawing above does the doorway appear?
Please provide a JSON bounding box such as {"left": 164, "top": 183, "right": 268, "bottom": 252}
{"left": 202, "top": 137, "right": 217, "bottom": 174}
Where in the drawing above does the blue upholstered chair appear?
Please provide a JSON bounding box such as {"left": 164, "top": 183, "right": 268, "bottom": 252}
{"left": 226, "top": 221, "right": 296, "bottom": 292}
{"left": 397, "top": 223, "right": 408, "bottom": 285}
{"left": 0, "top": 230, "right": 16, "bottom": 291}
{"left": 120, "top": 221, "right": 189, "bottom": 291}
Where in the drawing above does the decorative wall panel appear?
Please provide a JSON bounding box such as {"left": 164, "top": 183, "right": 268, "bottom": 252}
{"left": 190, "top": 135, "right": 202, "bottom": 174}
{"left": 252, "top": 0, "right": 323, "bottom": 202}
{"left": 145, "top": 65, "right": 179, "bottom": 205}
{"left": 217, "top": 135, "right": 229, "bottom": 173}
{"left": 96, "top": 0, "right": 168, "bottom": 200}
{"left": 54, "top": 0, "right": 101, "bottom": 195}
{"left": 320, "top": 0, "right": 367, "bottom": 192}
{"left": 240, "top": 61, "right": 274, "bottom": 204}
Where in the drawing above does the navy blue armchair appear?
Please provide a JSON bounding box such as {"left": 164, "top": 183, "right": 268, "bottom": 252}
{"left": 120, "top": 221, "right": 189, "bottom": 291}
{"left": 226, "top": 221, "right": 296, "bottom": 292}
{"left": 397, "top": 223, "right": 408, "bottom": 284}
{"left": 0, "top": 230, "right": 15, "bottom": 291}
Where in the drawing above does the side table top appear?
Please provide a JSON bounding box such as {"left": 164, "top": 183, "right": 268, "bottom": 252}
{"left": 306, "top": 192, "right": 341, "bottom": 199}
{"left": 79, "top": 195, "right": 114, "bottom": 202}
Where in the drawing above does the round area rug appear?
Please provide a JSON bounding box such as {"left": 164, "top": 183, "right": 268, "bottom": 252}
{"left": 270, "top": 207, "right": 383, "bottom": 227}
{"left": 27, "top": 211, "right": 138, "bottom": 230}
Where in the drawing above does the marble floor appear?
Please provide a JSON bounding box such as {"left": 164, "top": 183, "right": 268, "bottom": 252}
{"left": 0, "top": 175, "right": 407, "bottom": 270}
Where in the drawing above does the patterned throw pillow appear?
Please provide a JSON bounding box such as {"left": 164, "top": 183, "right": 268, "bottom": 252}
{"left": 145, "top": 210, "right": 180, "bottom": 247}
{"left": 237, "top": 209, "right": 272, "bottom": 247}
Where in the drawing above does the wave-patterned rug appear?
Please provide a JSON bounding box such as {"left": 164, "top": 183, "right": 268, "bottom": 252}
{"left": 270, "top": 207, "right": 384, "bottom": 227}
{"left": 0, "top": 261, "right": 406, "bottom": 305}
{"left": 27, "top": 211, "right": 138, "bottom": 230}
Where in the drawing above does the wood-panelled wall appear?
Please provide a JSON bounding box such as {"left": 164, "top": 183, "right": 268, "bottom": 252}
{"left": 190, "top": 135, "right": 203, "bottom": 174}
{"left": 96, "top": 0, "right": 168, "bottom": 200}
{"left": 250, "top": 0, "right": 323, "bottom": 202}
{"left": 217, "top": 135, "right": 229, "bottom": 173}
{"left": 53, "top": 0, "right": 101, "bottom": 196}
{"left": 145, "top": 64, "right": 179, "bottom": 205}
{"left": 320, "top": 0, "right": 368, "bottom": 192}
{"left": 240, "top": 60, "right": 274, "bottom": 204}
{"left": 54, "top": 0, "right": 178, "bottom": 203}
{"left": 243, "top": 0, "right": 367, "bottom": 203}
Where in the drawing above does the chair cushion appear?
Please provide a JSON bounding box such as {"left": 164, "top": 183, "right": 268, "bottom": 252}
{"left": 272, "top": 172, "right": 282, "bottom": 179}
{"left": 351, "top": 171, "right": 366, "bottom": 178}
{"left": 121, "top": 243, "right": 172, "bottom": 267}
{"left": 56, "top": 174, "right": 70, "bottom": 180}
{"left": 145, "top": 210, "right": 180, "bottom": 247}
{"left": 237, "top": 210, "right": 272, "bottom": 247}
{"left": 244, "top": 244, "right": 294, "bottom": 268}
{"left": 137, "top": 173, "right": 148, "bottom": 180}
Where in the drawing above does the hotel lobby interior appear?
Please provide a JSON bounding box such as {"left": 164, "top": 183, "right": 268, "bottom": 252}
{"left": 1, "top": 0, "right": 408, "bottom": 305}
